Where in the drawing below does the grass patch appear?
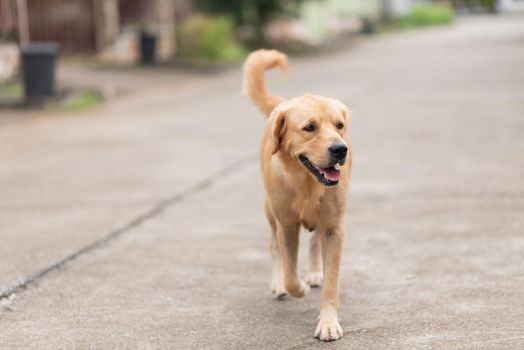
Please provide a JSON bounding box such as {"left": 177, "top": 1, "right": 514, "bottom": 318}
{"left": 0, "top": 81, "right": 22, "bottom": 100}
{"left": 60, "top": 90, "right": 102, "bottom": 112}
{"left": 0, "top": 82, "right": 103, "bottom": 111}
{"left": 396, "top": 4, "right": 454, "bottom": 28}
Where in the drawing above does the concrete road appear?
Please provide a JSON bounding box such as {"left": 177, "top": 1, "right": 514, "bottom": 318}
{"left": 1, "top": 17, "right": 524, "bottom": 349}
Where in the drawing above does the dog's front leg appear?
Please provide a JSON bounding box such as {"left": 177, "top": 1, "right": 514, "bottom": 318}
{"left": 315, "top": 227, "right": 344, "bottom": 341}
{"left": 276, "top": 222, "right": 310, "bottom": 298}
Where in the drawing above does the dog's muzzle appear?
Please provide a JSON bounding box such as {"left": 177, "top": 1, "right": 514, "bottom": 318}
{"left": 299, "top": 155, "right": 343, "bottom": 186}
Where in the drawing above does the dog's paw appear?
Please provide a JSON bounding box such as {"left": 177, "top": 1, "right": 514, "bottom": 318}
{"left": 270, "top": 277, "right": 287, "bottom": 298}
{"left": 305, "top": 272, "right": 323, "bottom": 287}
{"left": 285, "top": 279, "right": 310, "bottom": 298}
{"left": 314, "top": 313, "right": 343, "bottom": 341}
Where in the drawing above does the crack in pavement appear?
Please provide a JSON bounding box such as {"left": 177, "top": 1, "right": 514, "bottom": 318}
{"left": 0, "top": 153, "right": 257, "bottom": 301}
{"left": 3, "top": 152, "right": 519, "bottom": 301}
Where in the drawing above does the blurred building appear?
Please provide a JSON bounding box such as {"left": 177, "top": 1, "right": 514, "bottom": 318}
{"left": 497, "top": 0, "right": 524, "bottom": 13}
{"left": 0, "top": 0, "right": 181, "bottom": 63}
{"left": 266, "top": 0, "right": 419, "bottom": 44}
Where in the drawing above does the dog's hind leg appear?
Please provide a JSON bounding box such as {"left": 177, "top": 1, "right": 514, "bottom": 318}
{"left": 269, "top": 222, "right": 287, "bottom": 298}
{"left": 266, "top": 202, "right": 286, "bottom": 298}
{"left": 305, "top": 231, "right": 323, "bottom": 287}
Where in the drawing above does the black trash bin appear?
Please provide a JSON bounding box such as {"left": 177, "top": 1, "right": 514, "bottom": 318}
{"left": 20, "top": 42, "right": 59, "bottom": 100}
{"left": 140, "top": 31, "right": 157, "bottom": 65}
{"left": 361, "top": 18, "right": 375, "bottom": 35}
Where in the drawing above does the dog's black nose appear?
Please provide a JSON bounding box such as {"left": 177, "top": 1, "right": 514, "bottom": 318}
{"left": 329, "top": 144, "right": 348, "bottom": 160}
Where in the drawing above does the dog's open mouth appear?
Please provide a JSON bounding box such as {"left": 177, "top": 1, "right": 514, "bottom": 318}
{"left": 299, "top": 155, "right": 341, "bottom": 186}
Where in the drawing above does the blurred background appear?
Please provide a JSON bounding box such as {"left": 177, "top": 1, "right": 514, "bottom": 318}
{"left": 1, "top": 0, "right": 523, "bottom": 106}
{"left": 0, "top": 0, "right": 522, "bottom": 78}
{"left": 1, "top": 0, "right": 523, "bottom": 107}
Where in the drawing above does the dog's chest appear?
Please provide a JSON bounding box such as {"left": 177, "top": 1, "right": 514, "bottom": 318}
{"left": 292, "top": 186, "right": 344, "bottom": 231}
{"left": 292, "top": 188, "right": 324, "bottom": 230}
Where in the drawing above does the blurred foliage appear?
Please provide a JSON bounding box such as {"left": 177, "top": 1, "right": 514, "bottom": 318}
{"left": 176, "top": 15, "right": 246, "bottom": 62}
{"left": 396, "top": 4, "right": 454, "bottom": 28}
{"left": 196, "top": 0, "right": 285, "bottom": 26}
{"left": 451, "top": 0, "right": 496, "bottom": 12}
{"left": 195, "top": 0, "right": 302, "bottom": 44}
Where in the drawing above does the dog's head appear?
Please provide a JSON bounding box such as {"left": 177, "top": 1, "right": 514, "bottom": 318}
{"left": 269, "top": 94, "right": 350, "bottom": 187}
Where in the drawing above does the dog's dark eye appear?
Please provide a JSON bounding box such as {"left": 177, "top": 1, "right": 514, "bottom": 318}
{"left": 303, "top": 124, "right": 316, "bottom": 132}
{"left": 336, "top": 122, "right": 344, "bottom": 130}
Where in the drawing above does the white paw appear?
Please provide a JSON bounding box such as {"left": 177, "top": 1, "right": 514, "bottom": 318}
{"left": 285, "top": 279, "right": 310, "bottom": 298}
{"left": 305, "top": 272, "right": 323, "bottom": 287}
{"left": 314, "top": 313, "right": 343, "bottom": 341}
{"left": 270, "top": 277, "right": 287, "bottom": 298}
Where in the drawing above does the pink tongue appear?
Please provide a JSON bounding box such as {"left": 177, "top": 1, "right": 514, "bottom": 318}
{"left": 321, "top": 167, "right": 341, "bottom": 181}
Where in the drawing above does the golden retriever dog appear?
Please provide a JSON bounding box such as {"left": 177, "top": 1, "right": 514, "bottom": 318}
{"left": 243, "top": 49, "right": 352, "bottom": 341}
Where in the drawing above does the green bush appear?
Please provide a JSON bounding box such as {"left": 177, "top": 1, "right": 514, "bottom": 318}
{"left": 396, "top": 4, "right": 454, "bottom": 28}
{"left": 176, "top": 15, "right": 246, "bottom": 62}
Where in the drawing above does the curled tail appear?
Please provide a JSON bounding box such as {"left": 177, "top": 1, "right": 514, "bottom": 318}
{"left": 243, "top": 49, "right": 288, "bottom": 117}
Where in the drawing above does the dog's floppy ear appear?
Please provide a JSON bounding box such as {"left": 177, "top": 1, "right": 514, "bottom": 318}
{"left": 269, "top": 103, "right": 288, "bottom": 154}
{"left": 332, "top": 98, "right": 350, "bottom": 120}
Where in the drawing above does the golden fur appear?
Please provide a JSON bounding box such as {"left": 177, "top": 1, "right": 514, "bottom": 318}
{"left": 243, "top": 49, "right": 352, "bottom": 341}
